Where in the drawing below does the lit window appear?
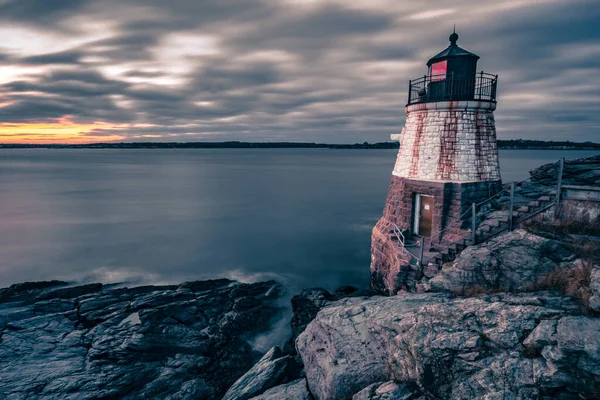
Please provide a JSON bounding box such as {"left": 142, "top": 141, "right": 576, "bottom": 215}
{"left": 430, "top": 61, "right": 447, "bottom": 81}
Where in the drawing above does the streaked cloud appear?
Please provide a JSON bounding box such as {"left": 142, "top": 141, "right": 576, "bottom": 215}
{"left": 407, "top": 9, "right": 456, "bottom": 20}
{"left": 0, "top": 0, "right": 598, "bottom": 143}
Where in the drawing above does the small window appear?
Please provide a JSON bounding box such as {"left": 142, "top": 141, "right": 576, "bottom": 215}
{"left": 430, "top": 60, "right": 447, "bottom": 81}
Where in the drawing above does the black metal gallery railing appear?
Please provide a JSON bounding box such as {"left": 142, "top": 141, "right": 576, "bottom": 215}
{"left": 407, "top": 71, "right": 498, "bottom": 106}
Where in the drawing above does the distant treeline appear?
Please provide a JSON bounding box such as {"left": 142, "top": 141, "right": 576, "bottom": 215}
{"left": 496, "top": 140, "right": 600, "bottom": 150}
{"left": 0, "top": 141, "right": 398, "bottom": 149}
{"left": 1, "top": 139, "right": 599, "bottom": 150}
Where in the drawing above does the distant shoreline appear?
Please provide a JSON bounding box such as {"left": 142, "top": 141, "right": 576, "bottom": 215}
{"left": 1, "top": 140, "right": 599, "bottom": 150}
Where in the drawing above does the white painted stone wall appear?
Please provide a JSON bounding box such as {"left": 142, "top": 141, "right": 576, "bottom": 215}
{"left": 392, "top": 101, "right": 501, "bottom": 182}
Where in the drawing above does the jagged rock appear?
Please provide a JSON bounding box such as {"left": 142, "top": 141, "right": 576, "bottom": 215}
{"left": 0, "top": 279, "right": 284, "bottom": 399}
{"left": 249, "top": 378, "right": 313, "bottom": 400}
{"left": 296, "top": 292, "right": 600, "bottom": 400}
{"left": 530, "top": 155, "right": 600, "bottom": 187}
{"left": 290, "top": 288, "right": 333, "bottom": 341}
{"left": 290, "top": 287, "right": 379, "bottom": 342}
{"left": 222, "top": 346, "right": 292, "bottom": 400}
{"left": 0, "top": 280, "right": 68, "bottom": 303}
{"left": 352, "top": 381, "right": 421, "bottom": 400}
{"left": 422, "top": 263, "right": 439, "bottom": 279}
{"left": 589, "top": 266, "right": 600, "bottom": 313}
{"left": 522, "top": 319, "right": 557, "bottom": 352}
{"left": 179, "top": 278, "right": 232, "bottom": 292}
{"left": 36, "top": 283, "right": 103, "bottom": 301}
{"left": 435, "top": 229, "right": 575, "bottom": 294}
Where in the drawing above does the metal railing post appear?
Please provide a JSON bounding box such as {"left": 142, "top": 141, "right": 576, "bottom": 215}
{"left": 408, "top": 80, "right": 412, "bottom": 104}
{"left": 554, "top": 157, "right": 564, "bottom": 219}
{"left": 471, "top": 203, "right": 477, "bottom": 244}
{"left": 419, "top": 237, "right": 425, "bottom": 269}
{"left": 492, "top": 75, "right": 498, "bottom": 100}
{"left": 479, "top": 71, "right": 483, "bottom": 98}
{"left": 508, "top": 182, "right": 515, "bottom": 231}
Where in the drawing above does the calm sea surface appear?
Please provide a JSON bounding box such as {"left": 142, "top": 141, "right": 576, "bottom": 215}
{"left": 1, "top": 149, "right": 598, "bottom": 290}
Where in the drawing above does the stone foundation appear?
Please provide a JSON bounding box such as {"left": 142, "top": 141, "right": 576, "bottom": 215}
{"left": 370, "top": 175, "right": 501, "bottom": 294}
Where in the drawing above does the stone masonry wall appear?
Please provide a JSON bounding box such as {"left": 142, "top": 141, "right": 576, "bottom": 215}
{"left": 393, "top": 101, "right": 501, "bottom": 182}
{"left": 371, "top": 175, "right": 502, "bottom": 294}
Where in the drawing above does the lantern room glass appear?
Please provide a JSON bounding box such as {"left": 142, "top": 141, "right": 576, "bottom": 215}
{"left": 430, "top": 61, "right": 447, "bottom": 81}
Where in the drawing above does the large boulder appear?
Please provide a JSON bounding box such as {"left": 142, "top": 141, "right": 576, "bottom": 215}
{"left": 296, "top": 292, "right": 600, "bottom": 400}
{"left": 432, "top": 229, "right": 575, "bottom": 294}
{"left": 0, "top": 279, "right": 284, "bottom": 399}
{"left": 285, "top": 286, "right": 377, "bottom": 355}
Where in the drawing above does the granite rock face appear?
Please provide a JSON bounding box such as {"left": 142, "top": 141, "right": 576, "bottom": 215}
{"left": 352, "top": 381, "right": 421, "bottom": 400}
{"left": 290, "top": 288, "right": 334, "bottom": 343}
{"left": 430, "top": 229, "right": 576, "bottom": 294}
{"left": 249, "top": 378, "right": 313, "bottom": 400}
{"left": 0, "top": 279, "right": 284, "bottom": 399}
{"left": 530, "top": 154, "right": 600, "bottom": 187}
{"left": 288, "top": 286, "right": 373, "bottom": 347}
{"left": 589, "top": 266, "right": 600, "bottom": 313}
{"left": 296, "top": 292, "right": 600, "bottom": 400}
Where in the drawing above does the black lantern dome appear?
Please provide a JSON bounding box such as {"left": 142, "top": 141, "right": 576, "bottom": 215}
{"left": 407, "top": 30, "right": 498, "bottom": 105}
{"left": 426, "top": 30, "right": 480, "bottom": 67}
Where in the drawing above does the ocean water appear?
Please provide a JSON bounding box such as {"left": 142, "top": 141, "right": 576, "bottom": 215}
{"left": 0, "top": 149, "right": 598, "bottom": 290}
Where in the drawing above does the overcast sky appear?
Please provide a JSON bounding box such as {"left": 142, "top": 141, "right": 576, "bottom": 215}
{"left": 0, "top": 0, "right": 598, "bottom": 143}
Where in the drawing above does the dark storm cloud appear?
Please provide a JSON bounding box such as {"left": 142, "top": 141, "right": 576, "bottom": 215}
{"left": 18, "top": 50, "right": 83, "bottom": 65}
{"left": 84, "top": 34, "right": 159, "bottom": 63}
{"left": 1, "top": 68, "right": 133, "bottom": 123}
{"left": 0, "top": 0, "right": 598, "bottom": 142}
{"left": 243, "top": 5, "right": 393, "bottom": 40}
{"left": 191, "top": 63, "right": 282, "bottom": 92}
{"left": 5, "top": 69, "right": 129, "bottom": 98}
{"left": 0, "top": 0, "right": 88, "bottom": 22}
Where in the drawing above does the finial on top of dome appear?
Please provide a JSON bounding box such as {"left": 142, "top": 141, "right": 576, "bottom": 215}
{"left": 449, "top": 25, "right": 458, "bottom": 46}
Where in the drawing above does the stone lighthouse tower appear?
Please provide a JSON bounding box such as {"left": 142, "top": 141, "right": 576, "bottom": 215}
{"left": 371, "top": 31, "right": 502, "bottom": 294}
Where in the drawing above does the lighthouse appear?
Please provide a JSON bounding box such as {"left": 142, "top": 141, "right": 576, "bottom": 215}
{"left": 371, "top": 31, "right": 502, "bottom": 294}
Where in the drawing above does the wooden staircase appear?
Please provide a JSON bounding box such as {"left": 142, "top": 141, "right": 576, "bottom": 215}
{"left": 471, "top": 194, "right": 556, "bottom": 245}
{"left": 389, "top": 192, "right": 557, "bottom": 269}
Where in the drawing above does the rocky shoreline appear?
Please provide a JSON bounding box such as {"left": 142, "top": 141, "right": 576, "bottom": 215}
{"left": 0, "top": 279, "right": 291, "bottom": 399}
{"left": 2, "top": 157, "right": 599, "bottom": 399}
{"left": 217, "top": 222, "right": 600, "bottom": 399}
{"left": 2, "top": 257, "right": 599, "bottom": 399}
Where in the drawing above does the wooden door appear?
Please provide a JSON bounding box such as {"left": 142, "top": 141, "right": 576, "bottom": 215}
{"left": 418, "top": 195, "right": 433, "bottom": 237}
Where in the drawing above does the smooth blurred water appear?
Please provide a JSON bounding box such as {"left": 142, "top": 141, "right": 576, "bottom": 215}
{"left": 0, "top": 149, "right": 597, "bottom": 290}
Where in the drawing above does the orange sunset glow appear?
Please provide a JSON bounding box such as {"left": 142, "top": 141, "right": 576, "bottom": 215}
{"left": 0, "top": 117, "right": 144, "bottom": 144}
